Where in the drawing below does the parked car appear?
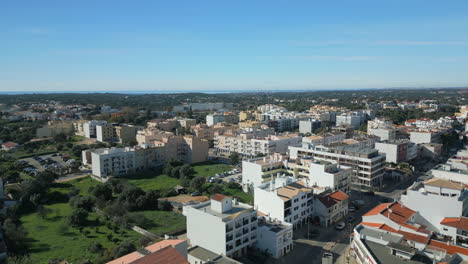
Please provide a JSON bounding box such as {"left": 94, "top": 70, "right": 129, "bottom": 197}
{"left": 335, "top": 222, "right": 346, "bottom": 230}
{"left": 190, "top": 192, "right": 201, "bottom": 197}
{"left": 348, "top": 206, "right": 356, "bottom": 212}
{"left": 347, "top": 216, "right": 355, "bottom": 223}
{"left": 354, "top": 200, "right": 365, "bottom": 206}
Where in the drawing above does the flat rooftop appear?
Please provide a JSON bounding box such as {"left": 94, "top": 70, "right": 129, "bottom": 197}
{"left": 192, "top": 201, "right": 254, "bottom": 221}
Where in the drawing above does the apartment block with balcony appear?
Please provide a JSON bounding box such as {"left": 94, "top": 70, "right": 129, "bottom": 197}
{"left": 183, "top": 194, "right": 258, "bottom": 258}
{"left": 289, "top": 143, "right": 386, "bottom": 191}
{"left": 289, "top": 159, "right": 352, "bottom": 194}
{"left": 254, "top": 178, "right": 314, "bottom": 227}
{"left": 241, "top": 153, "right": 290, "bottom": 191}
{"left": 215, "top": 130, "right": 301, "bottom": 158}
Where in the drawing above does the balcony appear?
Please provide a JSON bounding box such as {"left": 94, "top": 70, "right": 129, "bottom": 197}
{"left": 243, "top": 219, "right": 249, "bottom": 225}
{"left": 226, "top": 226, "right": 233, "bottom": 233}
{"left": 243, "top": 228, "right": 249, "bottom": 235}
{"left": 226, "top": 235, "right": 233, "bottom": 242}
{"left": 251, "top": 216, "right": 257, "bottom": 222}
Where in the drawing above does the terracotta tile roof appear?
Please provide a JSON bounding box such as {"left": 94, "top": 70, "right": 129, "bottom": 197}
{"left": 360, "top": 222, "right": 429, "bottom": 244}
{"left": 107, "top": 240, "right": 186, "bottom": 264}
{"left": 440, "top": 217, "right": 468, "bottom": 231}
{"left": 397, "top": 230, "right": 430, "bottom": 244}
{"left": 360, "top": 222, "right": 384, "bottom": 228}
{"left": 145, "top": 240, "right": 186, "bottom": 252}
{"left": 424, "top": 178, "right": 465, "bottom": 191}
{"left": 211, "top": 194, "right": 227, "bottom": 201}
{"left": 2, "top": 142, "right": 18, "bottom": 148}
{"left": 276, "top": 180, "right": 312, "bottom": 201}
{"left": 380, "top": 202, "right": 416, "bottom": 225}
{"left": 130, "top": 246, "right": 188, "bottom": 264}
{"left": 318, "top": 190, "right": 348, "bottom": 208}
{"left": 428, "top": 240, "right": 468, "bottom": 256}
{"left": 363, "top": 203, "right": 391, "bottom": 216}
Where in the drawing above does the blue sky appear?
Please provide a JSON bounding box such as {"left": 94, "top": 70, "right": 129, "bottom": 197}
{"left": 1, "top": 0, "right": 468, "bottom": 92}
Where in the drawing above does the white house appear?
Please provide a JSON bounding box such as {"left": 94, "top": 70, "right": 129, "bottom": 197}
{"left": 256, "top": 216, "right": 293, "bottom": 259}
{"left": 183, "top": 194, "right": 258, "bottom": 258}
{"left": 254, "top": 178, "right": 314, "bottom": 227}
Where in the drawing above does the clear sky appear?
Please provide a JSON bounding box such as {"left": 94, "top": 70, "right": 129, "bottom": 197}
{"left": 1, "top": 0, "right": 468, "bottom": 92}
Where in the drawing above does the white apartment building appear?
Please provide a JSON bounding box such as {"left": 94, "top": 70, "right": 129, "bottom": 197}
{"left": 289, "top": 143, "right": 386, "bottom": 191}
{"left": 96, "top": 123, "right": 115, "bottom": 142}
{"left": 206, "top": 113, "right": 239, "bottom": 126}
{"left": 401, "top": 178, "right": 468, "bottom": 233}
{"left": 375, "top": 140, "right": 417, "bottom": 164}
{"left": 90, "top": 147, "right": 136, "bottom": 178}
{"left": 242, "top": 153, "right": 290, "bottom": 191}
{"left": 183, "top": 194, "right": 258, "bottom": 258}
{"left": 336, "top": 113, "right": 362, "bottom": 129}
{"left": 256, "top": 216, "right": 293, "bottom": 259}
{"left": 83, "top": 120, "right": 108, "bottom": 138}
{"left": 293, "top": 159, "right": 352, "bottom": 194}
{"left": 215, "top": 131, "right": 301, "bottom": 158}
{"left": 299, "top": 119, "right": 322, "bottom": 134}
{"left": 254, "top": 178, "right": 314, "bottom": 227}
{"left": 430, "top": 164, "right": 468, "bottom": 184}
{"left": 302, "top": 132, "right": 345, "bottom": 146}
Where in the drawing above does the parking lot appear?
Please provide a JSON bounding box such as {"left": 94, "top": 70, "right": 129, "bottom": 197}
{"left": 19, "top": 153, "right": 77, "bottom": 175}
{"left": 207, "top": 168, "right": 242, "bottom": 184}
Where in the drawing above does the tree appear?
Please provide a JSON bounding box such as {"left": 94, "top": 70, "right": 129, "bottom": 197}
{"left": 53, "top": 132, "right": 67, "bottom": 142}
{"left": 3, "top": 219, "right": 28, "bottom": 254}
{"left": 68, "top": 208, "right": 89, "bottom": 227}
{"left": 191, "top": 176, "right": 206, "bottom": 192}
{"left": 179, "top": 164, "right": 194, "bottom": 179}
{"left": 229, "top": 152, "right": 240, "bottom": 165}
{"left": 111, "top": 239, "right": 136, "bottom": 258}
{"left": 91, "top": 183, "right": 113, "bottom": 201}
{"left": 70, "top": 196, "right": 95, "bottom": 212}
{"left": 88, "top": 242, "right": 104, "bottom": 253}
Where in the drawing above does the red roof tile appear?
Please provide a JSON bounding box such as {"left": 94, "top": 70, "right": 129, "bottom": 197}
{"left": 428, "top": 240, "right": 468, "bottom": 256}
{"left": 440, "top": 217, "right": 468, "bottom": 231}
{"left": 211, "top": 194, "right": 227, "bottom": 201}
{"left": 130, "top": 246, "right": 188, "bottom": 264}
{"left": 397, "top": 230, "right": 430, "bottom": 245}
{"left": 318, "top": 191, "right": 348, "bottom": 208}
{"left": 363, "top": 203, "right": 391, "bottom": 216}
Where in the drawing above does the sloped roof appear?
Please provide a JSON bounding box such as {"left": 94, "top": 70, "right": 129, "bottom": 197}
{"left": 425, "top": 178, "right": 465, "bottom": 191}
{"left": 440, "top": 217, "right": 468, "bottom": 231}
{"left": 211, "top": 194, "right": 227, "bottom": 201}
{"left": 130, "top": 246, "right": 188, "bottom": 264}
{"left": 318, "top": 190, "right": 348, "bottom": 208}
{"left": 276, "top": 180, "right": 312, "bottom": 201}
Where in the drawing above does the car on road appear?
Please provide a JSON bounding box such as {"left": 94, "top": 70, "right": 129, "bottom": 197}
{"left": 354, "top": 200, "right": 365, "bottom": 206}
{"left": 348, "top": 206, "right": 356, "bottom": 212}
{"left": 335, "top": 222, "right": 346, "bottom": 230}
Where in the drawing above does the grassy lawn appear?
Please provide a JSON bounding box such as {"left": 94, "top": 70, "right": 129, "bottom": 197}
{"left": 130, "top": 211, "right": 186, "bottom": 236}
{"left": 52, "top": 177, "right": 99, "bottom": 195}
{"left": 22, "top": 202, "right": 141, "bottom": 264}
{"left": 125, "top": 162, "right": 233, "bottom": 192}
{"left": 127, "top": 174, "right": 180, "bottom": 191}
{"left": 192, "top": 162, "right": 233, "bottom": 178}
{"left": 221, "top": 187, "right": 253, "bottom": 204}
{"left": 22, "top": 177, "right": 140, "bottom": 263}
{"left": 9, "top": 145, "right": 57, "bottom": 159}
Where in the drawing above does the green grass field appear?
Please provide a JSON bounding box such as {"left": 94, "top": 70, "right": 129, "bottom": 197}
{"left": 126, "top": 162, "right": 233, "bottom": 191}
{"left": 129, "top": 211, "right": 186, "bottom": 236}
{"left": 21, "top": 202, "right": 141, "bottom": 264}
{"left": 127, "top": 174, "right": 180, "bottom": 191}
{"left": 192, "top": 162, "right": 233, "bottom": 178}
{"left": 21, "top": 177, "right": 135, "bottom": 263}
